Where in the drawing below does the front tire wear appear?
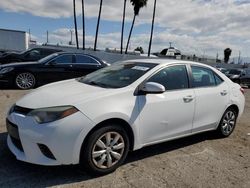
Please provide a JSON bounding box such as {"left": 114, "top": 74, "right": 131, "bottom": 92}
{"left": 15, "top": 72, "right": 36, "bottom": 89}
{"left": 81, "top": 125, "right": 129, "bottom": 175}
{"left": 217, "top": 108, "right": 237, "bottom": 137}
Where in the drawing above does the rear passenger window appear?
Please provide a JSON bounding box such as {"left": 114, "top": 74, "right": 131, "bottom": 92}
{"left": 148, "top": 65, "right": 189, "bottom": 91}
{"left": 214, "top": 73, "right": 224, "bottom": 85}
{"left": 191, "top": 66, "right": 216, "bottom": 87}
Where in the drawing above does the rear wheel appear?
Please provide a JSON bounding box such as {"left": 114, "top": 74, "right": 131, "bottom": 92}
{"left": 81, "top": 125, "right": 129, "bottom": 175}
{"left": 15, "top": 72, "right": 36, "bottom": 89}
{"left": 217, "top": 108, "right": 237, "bottom": 137}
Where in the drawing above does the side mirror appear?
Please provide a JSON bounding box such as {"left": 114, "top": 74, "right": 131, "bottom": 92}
{"left": 141, "top": 82, "right": 165, "bottom": 94}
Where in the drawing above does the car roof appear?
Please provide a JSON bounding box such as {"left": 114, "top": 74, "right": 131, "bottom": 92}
{"left": 125, "top": 58, "right": 211, "bottom": 67}
{"left": 53, "top": 52, "right": 103, "bottom": 62}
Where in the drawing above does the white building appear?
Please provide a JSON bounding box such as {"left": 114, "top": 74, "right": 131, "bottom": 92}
{"left": 0, "top": 28, "right": 30, "bottom": 52}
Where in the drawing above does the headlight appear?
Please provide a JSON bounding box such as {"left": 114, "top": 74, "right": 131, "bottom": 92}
{"left": 0, "top": 67, "right": 14, "bottom": 74}
{"left": 8, "top": 104, "right": 15, "bottom": 115}
{"left": 27, "top": 106, "right": 79, "bottom": 124}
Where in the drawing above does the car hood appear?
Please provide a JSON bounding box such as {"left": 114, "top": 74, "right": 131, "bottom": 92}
{"left": 16, "top": 79, "right": 120, "bottom": 109}
{"left": 0, "top": 61, "right": 38, "bottom": 68}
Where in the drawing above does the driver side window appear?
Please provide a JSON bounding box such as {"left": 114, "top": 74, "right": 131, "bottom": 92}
{"left": 148, "top": 65, "right": 189, "bottom": 91}
{"left": 53, "top": 55, "right": 73, "bottom": 64}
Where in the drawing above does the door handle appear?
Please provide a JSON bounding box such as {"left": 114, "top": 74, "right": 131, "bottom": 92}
{"left": 220, "top": 90, "right": 227, "bottom": 96}
{"left": 183, "top": 95, "right": 194, "bottom": 103}
{"left": 69, "top": 64, "right": 73, "bottom": 67}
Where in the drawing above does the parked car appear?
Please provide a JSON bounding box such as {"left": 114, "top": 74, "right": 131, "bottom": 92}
{"left": 0, "top": 48, "right": 62, "bottom": 64}
{"left": 224, "top": 68, "right": 246, "bottom": 84}
{"left": 217, "top": 67, "right": 229, "bottom": 74}
{"left": 6, "top": 59, "right": 245, "bottom": 175}
{"left": 240, "top": 69, "right": 250, "bottom": 88}
{"left": 0, "top": 52, "right": 109, "bottom": 89}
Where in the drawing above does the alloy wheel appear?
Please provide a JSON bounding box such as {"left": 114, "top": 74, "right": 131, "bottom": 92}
{"left": 221, "top": 110, "right": 236, "bottom": 135}
{"left": 91, "top": 132, "right": 125, "bottom": 169}
{"left": 16, "top": 73, "right": 35, "bottom": 89}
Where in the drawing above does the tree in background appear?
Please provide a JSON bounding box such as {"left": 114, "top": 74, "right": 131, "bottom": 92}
{"left": 224, "top": 48, "right": 232, "bottom": 63}
{"left": 121, "top": 0, "right": 127, "bottom": 54}
{"left": 125, "top": 0, "right": 148, "bottom": 54}
{"left": 82, "top": 0, "right": 85, "bottom": 50}
{"left": 148, "top": 0, "right": 157, "bottom": 57}
{"left": 73, "top": 0, "right": 79, "bottom": 49}
{"left": 134, "top": 46, "right": 144, "bottom": 54}
{"left": 94, "top": 0, "right": 103, "bottom": 51}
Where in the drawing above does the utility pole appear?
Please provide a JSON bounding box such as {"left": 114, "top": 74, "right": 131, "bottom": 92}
{"left": 28, "top": 29, "right": 31, "bottom": 42}
{"left": 238, "top": 51, "right": 241, "bottom": 64}
{"left": 70, "top": 30, "right": 73, "bottom": 45}
{"left": 46, "top": 30, "right": 49, "bottom": 43}
{"left": 82, "top": 0, "right": 85, "bottom": 50}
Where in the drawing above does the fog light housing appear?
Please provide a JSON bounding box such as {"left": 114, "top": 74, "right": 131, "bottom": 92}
{"left": 38, "top": 144, "right": 56, "bottom": 160}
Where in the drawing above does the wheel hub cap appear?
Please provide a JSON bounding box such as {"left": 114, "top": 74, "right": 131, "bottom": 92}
{"left": 92, "top": 132, "right": 125, "bottom": 169}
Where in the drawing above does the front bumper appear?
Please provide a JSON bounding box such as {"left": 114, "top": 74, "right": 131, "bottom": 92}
{"left": 0, "top": 74, "right": 12, "bottom": 84}
{"left": 7, "top": 110, "right": 95, "bottom": 166}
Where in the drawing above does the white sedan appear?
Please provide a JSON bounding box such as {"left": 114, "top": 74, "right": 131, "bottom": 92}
{"left": 6, "top": 59, "right": 245, "bottom": 174}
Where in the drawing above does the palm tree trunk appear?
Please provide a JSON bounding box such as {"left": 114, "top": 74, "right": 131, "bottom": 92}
{"left": 73, "top": 0, "right": 79, "bottom": 49}
{"left": 121, "top": 0, "right": 127, "bottom": 54}
{"left": 125, "top": 14, "right": 136, "bottom": 54}
{"left": 148, "top": 0, "right": 157, "bottom": 57}
{"left": 82, "top": 0, "right": 85, "bottom": 50}
{"left": 94, "top": 0, "right": 103, "bottom": 51}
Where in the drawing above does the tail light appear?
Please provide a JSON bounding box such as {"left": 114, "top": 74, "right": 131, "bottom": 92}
{"left": 240, "top": 87, "right": 245, "bottom": 94}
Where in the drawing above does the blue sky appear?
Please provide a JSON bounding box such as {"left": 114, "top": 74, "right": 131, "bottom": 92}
{"left": 0, "top": 0, "right": 250, "bottom": 59}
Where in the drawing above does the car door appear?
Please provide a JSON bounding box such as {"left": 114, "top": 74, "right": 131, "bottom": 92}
{"left": 138, "top": 65, "right": 195, "bottom": 144}
{"left": 73, "top": 54, "right": 102, "bottom": 77}
{"left": 190, "top": 65, "right": 229, "bottom": 132}
{"left": 38, "top": 54, "right": 74, "bottom": 83}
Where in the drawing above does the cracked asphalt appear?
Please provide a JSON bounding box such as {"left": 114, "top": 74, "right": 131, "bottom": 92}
{"left": 0, "top": 88, "right": 249, "bottom": 188}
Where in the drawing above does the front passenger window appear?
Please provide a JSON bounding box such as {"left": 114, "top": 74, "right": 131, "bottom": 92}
{"left": 147, "top": 65, "right": 189, "bottom": 91}
{"left": 53, "top": 55, "right": 73, "bottom": 64}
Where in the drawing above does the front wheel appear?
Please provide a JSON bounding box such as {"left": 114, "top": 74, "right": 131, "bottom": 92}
{"left": 15, "top": 72, "right": 36, "bottom": 89}
{"left": 216, "top": 108, "right": 238, "bottom": 137}
{"left": 81, "top": 125, "right": 130, "bottom": 175}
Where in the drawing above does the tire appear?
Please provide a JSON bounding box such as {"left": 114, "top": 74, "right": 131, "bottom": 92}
{"left": 15, "top": 72, "right": 36, "bottom": 89}
{"left": 81, "top": 125, "right": 130, "bottom": 175}
{"left": 216, "top": 108, "right": 238, "bottom": 137}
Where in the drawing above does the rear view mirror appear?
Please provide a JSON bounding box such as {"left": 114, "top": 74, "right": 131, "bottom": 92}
{"left": 141, "top": 82, "right": 165, "bottom": 94}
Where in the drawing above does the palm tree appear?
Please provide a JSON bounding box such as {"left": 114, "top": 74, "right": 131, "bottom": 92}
{"left": 121, "top": 0, "right": 127, "bottom": 54}
{"left": 82, "top": 0, "right": 85, "bottom": 50}
{"left": 94, "top": 0, "right": 103, "bottom": 51}
{"left": 73, "top": 0, "right": 79, "bottom": 49}
{"left": 125, "top": 0, "right": 147, "bottom": 54}
{"left": 148, "top": 0, "right": 157, "bottom": 57}
{"left": 224, "top": 48, "right": 232, "bottom": 63}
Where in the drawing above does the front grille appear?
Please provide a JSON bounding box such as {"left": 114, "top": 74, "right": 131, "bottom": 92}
{"left": 12, "top": 105, "right": 33, "bottom": 115}
{"left": 6, "top": 119, "right": 23, "bottom": 152}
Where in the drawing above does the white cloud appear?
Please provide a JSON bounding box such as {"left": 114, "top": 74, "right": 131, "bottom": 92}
{"left": 1, "top": 0, "right": 250, "bottom": 57}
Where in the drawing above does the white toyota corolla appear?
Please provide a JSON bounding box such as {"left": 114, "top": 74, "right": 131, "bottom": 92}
{"left": 6, "top": 59, "right": 245, "bottom": 174}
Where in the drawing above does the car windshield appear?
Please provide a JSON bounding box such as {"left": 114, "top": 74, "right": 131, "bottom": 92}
{"left": 38, "top": 53, "right": 59, "bottom": 63}
{"left": 228, "top": 69, "right": 242, "bottom": 75}
{"left": 78, "top": 62, "right": 157, "bottom": 88}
